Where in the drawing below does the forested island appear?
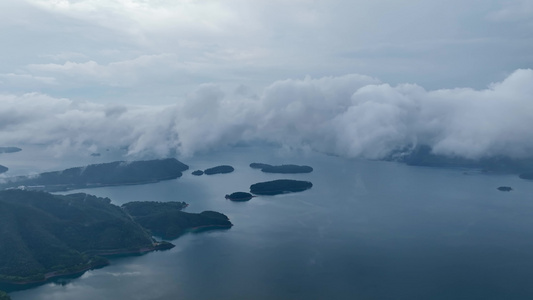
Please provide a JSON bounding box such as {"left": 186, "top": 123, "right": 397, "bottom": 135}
{"left": 0, "top": 165, "right": 7, "bottom": 174}
{"left": 250, "top": 179, "right": 313, "bottom": 195}
{"left": 191, "top": 170, "right": 204, "bottom": 176}
{"left": 250, "top": 163, "right": 313, "bottom": 174}
{"left": 0, "top": 147, "right": 21, "bottom": 154}
{"left": 0, "top": 190, "right": 231, "bottom": 288}
{"left": 122, "top": 201, "right": 232, "bottom": 239}
{"left": 225, "top": 192, "right": 254, "bottom": 201}
{"left": 0, "top": 158, "right": 189, "bottom": 192}
{"left": 497, "top": 186, "right": 512, "bottom": 192}
{"left": 204, "top": 165, "right": 234, "bottom": 175}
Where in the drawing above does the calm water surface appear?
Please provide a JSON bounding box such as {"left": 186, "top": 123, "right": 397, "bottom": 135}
{"left": 6, "top": 146, "right": 533, "bottom": 299}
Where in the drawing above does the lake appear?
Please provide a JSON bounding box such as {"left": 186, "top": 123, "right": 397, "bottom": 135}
{"left": 6, "top": 146, "right": 533, "bottom": 299}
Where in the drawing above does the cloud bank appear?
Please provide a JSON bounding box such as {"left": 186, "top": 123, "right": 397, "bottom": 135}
{"left": 1, "top": 69, "right": 532, "bottom": 160}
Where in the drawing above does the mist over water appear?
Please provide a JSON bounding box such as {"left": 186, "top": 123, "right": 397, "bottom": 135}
{"left": 1, "top": 69, "right": 533, "bottom": 162}
{"left": 8, "top": 146, "right": 533, "bottom": 300}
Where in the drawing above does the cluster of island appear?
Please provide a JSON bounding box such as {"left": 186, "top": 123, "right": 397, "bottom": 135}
{"left": 223, "top": 163, "right": 314, "bottom": 201}
{"left": 0, "top": 155, "right": 315, "bottom": 295}
{"left": 3, "top": 144, "right": 533, "bottom": 297}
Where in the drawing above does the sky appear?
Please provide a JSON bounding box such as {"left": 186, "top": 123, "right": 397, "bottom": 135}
{"left": 0, "top": 0, "right": 532, "bottom": 160}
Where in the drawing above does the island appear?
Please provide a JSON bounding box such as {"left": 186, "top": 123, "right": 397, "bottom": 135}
{"left": 0, "top": 189, "right": 232, "bottom": 288}
{"left": 191, "top": 170, "right": 204, "bottom": 176}
{"left": 250, "top": 179, "right": 313, "bottom": 195}
{"left": 90, "top": 153, "right": 101, "bottom": 157}
{"left": 225, "top": 192, "right": 254, "bottom": 201}
{"left": 0, "top": 165, "right": 7, "bottom": 174}
{"left": 0, "top": 158, "right": 189, "bottom": 192}
{"left": 204, "top": 165, "right": 234, "bottom": 175}
{"left": 0, "top": 147, "right": 21, "bottom": 154}
{"left": 497, "top": 186, "right": 513, "bottom": 192}
{"left": 122, "top": 201, "right": 233, "bottom": 239}
{"left": 249, "top": 163, "right": 272, "bottom": 169}
{"left": 250, "top": 163, "right": 313, "bottom": 174}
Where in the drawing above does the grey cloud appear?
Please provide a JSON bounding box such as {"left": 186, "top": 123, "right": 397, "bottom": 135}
{"left": 1, "top": 70, "right": 532, "bottom": 160}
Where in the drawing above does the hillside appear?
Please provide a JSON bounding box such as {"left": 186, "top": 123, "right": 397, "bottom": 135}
{"left": 0, "top": 190, "right": 155, "bottom": 284}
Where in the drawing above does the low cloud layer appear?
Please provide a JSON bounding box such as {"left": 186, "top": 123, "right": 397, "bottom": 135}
{"left": 1, "top": 69, "right": 532, "bottom": 160}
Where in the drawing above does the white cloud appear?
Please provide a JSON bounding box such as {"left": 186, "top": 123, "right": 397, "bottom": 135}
{"left": 1, "top": 69, "right": 532, "bottom": 160}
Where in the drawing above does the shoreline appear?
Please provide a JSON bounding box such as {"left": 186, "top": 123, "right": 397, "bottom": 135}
{"left": 0, "top": 242, "right": 174, "bottom": 287}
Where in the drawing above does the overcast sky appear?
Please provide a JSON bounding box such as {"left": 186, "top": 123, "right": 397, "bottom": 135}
{"left": 1, "top": 0, "right": 532, "bottom": 160}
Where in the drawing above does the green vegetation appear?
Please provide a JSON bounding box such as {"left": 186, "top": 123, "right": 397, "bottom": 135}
{"left": 0, "top": 290, "right": 10, "bottom": 300}
{"left": 250, "top": 179, "right": 313, "bottom": 195}
{"left": 0, "top": 165, "right": 7, "bottom": 174}
{"left": 250, "top": 163, "right": 313, "bottom": 174}
{"left": 204, "top": 165, "right": 234, "bottom": 175}
{"left": 0, "top": 158, "right": 189, "bottom": 192}
{"left": 0, "top": 190, "right": 157, "bottom": 285}
{"left": 0, "top": 147, "right": 21, "bottom": 154}
{"left": 0, "top": 171, "right": 232, "bottom": 289}
{"left": 225, "top": 192, "right": 253, "bottom": 201}
{"left": 122, "top": 201, "right": 232, "bottom": 240}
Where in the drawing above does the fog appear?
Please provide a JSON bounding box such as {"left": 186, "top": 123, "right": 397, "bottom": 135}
{"left": 1, "top": 69, "right": 532, "bottom": 160}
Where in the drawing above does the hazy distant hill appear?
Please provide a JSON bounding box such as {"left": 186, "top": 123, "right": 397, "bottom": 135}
{"left": 390, "top": 145, "right": 533, "bottom": 175}
{"left": 0, "top": 147, "right": 21, "bottom": 154}
{"left": 0, "top": 158, "right": 189, "bottom": 192}
{"left": 0, "top": 165, "right": 7, "bottom": 174}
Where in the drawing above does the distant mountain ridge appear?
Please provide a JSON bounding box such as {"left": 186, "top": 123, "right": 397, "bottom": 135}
{"left": 389, "top": 145, "right": 533, "bottom": 177}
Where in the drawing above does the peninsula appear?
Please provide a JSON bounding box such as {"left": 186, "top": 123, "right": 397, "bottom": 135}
{"left": 123, "top": 201, "right": 233, "bottom": 239}
{"left": 0, "top": 158, "right": 189, "bottom": 192}
{"left": 391, "top": 145, "right": 533, "bottom": 177}
{"left": 0, "top": 190, "right": 232, "bottom": 288}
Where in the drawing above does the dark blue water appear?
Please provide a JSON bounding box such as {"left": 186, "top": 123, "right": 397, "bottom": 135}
{"left": 8, "top": 147, "right": 533, "bottom": 299}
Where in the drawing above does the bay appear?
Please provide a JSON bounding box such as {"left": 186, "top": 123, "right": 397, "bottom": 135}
{"left": 7, "top": 146, "right": 533, "bottom": 299}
